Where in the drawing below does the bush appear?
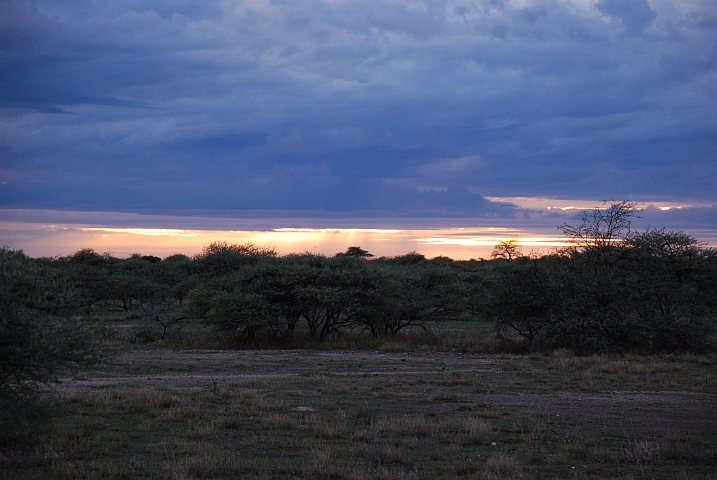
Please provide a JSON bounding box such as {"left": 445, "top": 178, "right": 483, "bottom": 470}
{"left": 483, "top": 204, "right": 717, "bottom": 353}
{"left": 0, "top": 247, "right": 99, "bottom": 446}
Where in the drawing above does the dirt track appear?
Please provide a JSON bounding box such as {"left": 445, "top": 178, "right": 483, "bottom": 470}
{"left": 53, "top": 349, "right": 717, "bottom": 437}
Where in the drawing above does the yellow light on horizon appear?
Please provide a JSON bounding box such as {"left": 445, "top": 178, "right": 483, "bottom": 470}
{"left": 415, "top": 235, "right": 571, "bottom": 248}
{"left": 81, "top": 227, "right": 202, "bottom": 237}
{"left": 274, "top": 228, "right": 403, "bottom": 233}
{"left": 0, "top": 220, "right": 636, "bottom": 260}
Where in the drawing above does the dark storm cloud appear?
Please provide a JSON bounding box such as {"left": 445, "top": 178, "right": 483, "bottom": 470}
{"left": 597, "top": 0, "right": 656, "bottom": 35}
{"left": 1, "top": 0, "right": 715, "bottom": 216}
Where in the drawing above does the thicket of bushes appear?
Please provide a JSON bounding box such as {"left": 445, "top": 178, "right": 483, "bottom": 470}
{"left": 3, "top": 203, "right": 717, "bottom": 353}
{"left": 0, "top": 247, "right": 100, "bottom": 445}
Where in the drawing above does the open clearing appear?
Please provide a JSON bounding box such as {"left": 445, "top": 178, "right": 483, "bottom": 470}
{"left": 5, "top": 349, "right": 717, "bottom": 479}
{"left": 54, "top": 350, "right": 716, "bottom": 438}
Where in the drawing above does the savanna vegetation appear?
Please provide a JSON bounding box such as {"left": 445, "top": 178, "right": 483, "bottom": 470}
{"left": 1, "top": 202, "right": 716, "bottom": 478}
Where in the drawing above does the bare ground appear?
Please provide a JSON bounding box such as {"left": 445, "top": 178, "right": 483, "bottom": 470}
{"left": 53, "top": 349, "right": 717, "bottom": 439}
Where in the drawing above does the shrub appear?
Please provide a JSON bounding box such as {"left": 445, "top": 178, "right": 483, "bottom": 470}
{"left": 0, "top": 247, "right": 99, "bottom": 446}
{"left": 483, "top": 203, "right": 717, "bottom": 353}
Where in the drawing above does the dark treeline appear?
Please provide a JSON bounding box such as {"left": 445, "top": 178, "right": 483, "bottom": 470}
{"left": 3, "top": 202, "right": 717, "bottom": 358}
{"left": 4, "top": 202, "right": 717, "bottom": 354}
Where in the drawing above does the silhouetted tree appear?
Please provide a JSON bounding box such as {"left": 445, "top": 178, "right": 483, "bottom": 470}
{"left": 560, "top": 200, "right": 638, "bottom": 266}
{"left": 338, "top": 246, "right": 373, "bottom": 258}
{"left": 490, "top": 240, "right": 522, "bottom": 262}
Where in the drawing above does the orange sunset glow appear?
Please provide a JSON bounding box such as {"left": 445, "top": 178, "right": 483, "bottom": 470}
{"left": 1, "top": 221, "right": 570, "bottom": 260}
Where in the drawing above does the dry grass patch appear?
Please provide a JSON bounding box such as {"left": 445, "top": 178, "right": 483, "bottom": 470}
{"left": 675, "top": 353, "right": 715, "bottom": 365}
{"left": 372, "top": 414, "right": 494, "bottom": 446}
{"left": 304, "top": 411, "right": 349, "bottom": 439}
{"left": 265, "top": 413, "right": 295, "bottom": 430}
{"left": 67, "top": 391, "right": 127, "bottom": 410}
{"left": 453, "top": 459, "right": 481, "bottom": 476}
{"left": 374, "top": 415, "right": 435, "bottom": 438}
{"left": 165, "top": 443, "right": 256, "bottom": 479}
{"left": 473, "top": 453, "right": 523, "bottom": 479}
{"left": 539, "top": 351, "right": 717, "bottom": 390}
{"left": 226, "top": 378, "right": 262, "bottom": 389}
{"left": 304, "top": 374, "right": 330, "bottom": 389}
{"left": 186, "top": 419, "right": 219, "bottom": 440}
{"left": 31, "top": 419, "right": 100, "bottom": 466}
{"left": 517, "top": 415, "right": 552, "bottom": 446}
{"left": 131, "top": 388, "right": 203, "bottom": 422}
{"left": 354, "top": 442, "right": 406, "bottom": 466}
{"left": 234, "top": 391, "right": 280, "bottom": 413}
{"left": 132, "top": 388, "right": 180, "bottom": 414}
{"left": 49, "top": 458, "right": 129, "bottom": 480}
{"left": 459, "top": 417, "right": 494, "bottom": 445}
{"left": 306, "top": 442, "right": 357, "bottom": 479}
{"left": 624, "top": 437, "right": 665, "bottom": 463}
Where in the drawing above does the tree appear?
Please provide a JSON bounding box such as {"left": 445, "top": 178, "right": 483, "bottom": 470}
{"left": 622, "top": 228, "right": 717, "bottom": 351}
{"left": 559, "top": 200, "right": 638, "bottom": 265}
{"left": 360, "top": 264, "right": 470, "bottom": 336}
{"left": 482, "top": 255, "right": 566, "bottom": 349}
{"left": 60, "top": 248, "right": 119, "bottom": 314}
{"left": 378, "top": 252, "right": 426, "bottom": 265}
{"left": 296, "top": 255, "right": 378, "bottom": 339}
{"left": 490, "top": 240, "right": 522, "bottom": 262}
{"left": 627, "top": 228, "right": 705, "bottom": 261}
{"left": 338, "top": 246, "right": 374, "bottom": 258}
{"left": 193, "top": 241, "right": 277, "bottom": 277}
{"left": 538, "top": 205, "right": 717, "bottom": 353}
{"left": 138, "top": 298, "right": 187, "bottom": 341}
{"left": 189, "top": 257, "right": 309, "bottom": 342}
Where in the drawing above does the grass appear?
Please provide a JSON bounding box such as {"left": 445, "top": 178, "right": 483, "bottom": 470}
{"left": 1, "top": 346, "right": 715, "bottom": 479}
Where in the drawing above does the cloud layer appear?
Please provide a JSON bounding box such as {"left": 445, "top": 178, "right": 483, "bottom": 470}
{"left": 1, "top": 0, "right": 716, "bottom": 216}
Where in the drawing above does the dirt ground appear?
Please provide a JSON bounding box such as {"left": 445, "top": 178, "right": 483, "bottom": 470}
{"left": 54, "top": 349, "right": 717, "bottom": 440}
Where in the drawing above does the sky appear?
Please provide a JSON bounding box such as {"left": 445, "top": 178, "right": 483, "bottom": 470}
{"left": 1, "top": 0, "right": 716, "bottom": 258}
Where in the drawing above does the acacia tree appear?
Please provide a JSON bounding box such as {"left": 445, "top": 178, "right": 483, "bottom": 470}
{"left": 361, "top": 264, "right": 470, "bottom": 336}
{"left": 61, "top": 248, "right": 119, "bottom": 314}
{"left": 623, "top": 228, "right": 717, "bottom": 351}
{"left": 540, "top": 201, "right": 717, "bottom": 352}
{"left": 559, "top": 200, "right": 638, "bottom": 265}
{"left": 483, "top": 255, "right": 566, "bottom": 349}
{"left": 490, "top": 240, "right": 522, "bottom": 262}
{"left": 193, "top": 241, "right": 277, "bottom": 278}
{"left": 338, "top": 246, "right": 374, "bottom": 258}
{"left": 138, "top": 298, "right": 187, "bottom": 341}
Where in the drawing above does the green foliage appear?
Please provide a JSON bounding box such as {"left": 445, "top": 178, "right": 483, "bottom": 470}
{"left": 59, "top": 248, "right": 120, "bottom": 313}
{"left": 483, "top": 203, "right": 717, "bottom": 353}
{"left": 3, "top": 209, "right": 715, "bottom": 358}
{"left": 378, "top": 251, "right": 427, "bottom": 265}
{"left": 362, "top": 263, "right": 470, "bottom": 336}
{"left": 0, "top": 247, "right": 99, "bottom": 445}
{"left": 622, "top": 229, "right": 717, "bottom": 351}
{"left": 189, "top": 256, "right": 310, "bottom": 341}
{"left": 187, "top": 253, "right": 472, "bottom": 343}
{"left": 482, "top": 255, "right": 565, "bottom": 349}
{"left": 193, "top": 241, "right": 277, "bottom": 277}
